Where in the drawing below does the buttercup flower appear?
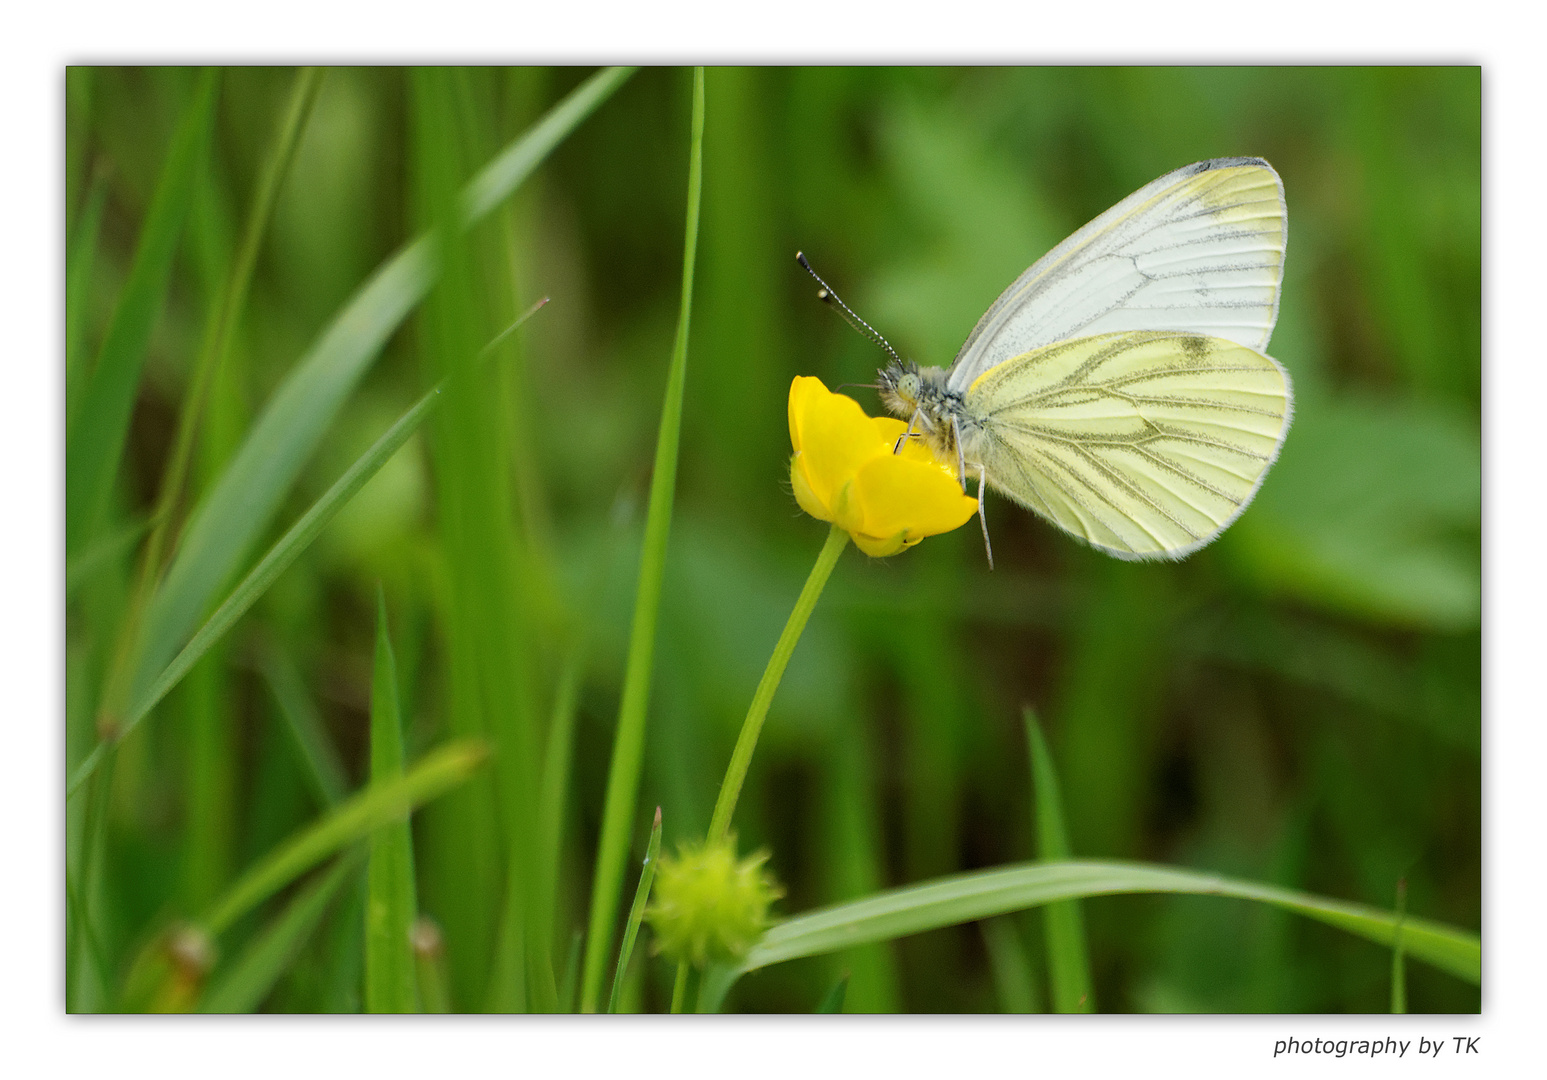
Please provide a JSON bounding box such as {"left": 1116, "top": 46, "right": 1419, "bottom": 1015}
{"left": 788, "top": 375, "right": 978, "bottom": 556}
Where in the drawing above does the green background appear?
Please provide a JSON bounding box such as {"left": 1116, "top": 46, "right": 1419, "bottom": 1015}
{"left": 65, "top": 66, "right": 1480, "bottom": 1012}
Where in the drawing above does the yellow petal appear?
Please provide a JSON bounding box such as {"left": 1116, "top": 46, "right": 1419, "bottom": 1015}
{"left": 793, "top": 382, "right": 889, "bottom": 511}
{"left": 851, "top": 530, "right": 910, "bottom": 557}
{"left": 830, "top": 479, "right": 868, "bottom": 536}
{"left": 871, "top": 415, "right": 957, "bottom": 472}
{"left": 897, "top": 432, "right": 949, "bottom": 469}
{"left": 788, "top": 376, "right": 829, "bottom": 455}
{"left": 789, "top": 453, "right": 831, "bottom": 522}
{"left": 870, "top": 415, "right": 908, "bottom": 445}
{"left": 852, "top": 454, "right": 978, "bottom": 541}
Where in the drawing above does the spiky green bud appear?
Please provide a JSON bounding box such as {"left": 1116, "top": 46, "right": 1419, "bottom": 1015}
{"left": 646, "top": 834, "right": 782, "bottom": 967}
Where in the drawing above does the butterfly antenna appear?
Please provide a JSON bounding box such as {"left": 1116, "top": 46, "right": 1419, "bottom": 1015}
{"left": 795, "top": 251, "right": 903, "bottom": 367}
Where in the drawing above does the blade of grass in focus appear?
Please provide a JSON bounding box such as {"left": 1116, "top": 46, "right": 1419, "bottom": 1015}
{"left": 65, "top": 69, "right": 217, "bottom": 555}
{"left": 125, "top": 67, "right": 634, "bottom": 740}
{"left": 607, "top": 807, "right": 662, "bottom": 1014}
{"left": 580, "top": 65, "right": 705, "bottom": 1014}
{"left": 196, "top": 740, "right": 487, "bottom": 937}
{"left": 1025, "top": 709, "right": 1094, "bottom": 1012}
{"left": 729, "top": 860, "right": 1481, "bottom": 985}
{"left": 365, "top": 590, "right": 419, "bottom": 1012}
{"left": 199, "top": 852, "right": 361, "bottom": 1013}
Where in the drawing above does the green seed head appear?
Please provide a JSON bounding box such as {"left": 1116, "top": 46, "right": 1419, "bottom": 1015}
{"left": 646, "top": 834, "right": 783, "bottom": 967}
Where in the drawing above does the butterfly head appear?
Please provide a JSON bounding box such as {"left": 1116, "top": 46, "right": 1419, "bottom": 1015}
{"left": 878, "top": 360, "right": 960, "bottom": 433}
{"left": 877, "top": 359, "right": 923, "bottom": 418}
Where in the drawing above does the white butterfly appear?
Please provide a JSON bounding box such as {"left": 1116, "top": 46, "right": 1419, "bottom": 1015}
{"left": 867, "top": 156, "right": 1293, "bottom": 563}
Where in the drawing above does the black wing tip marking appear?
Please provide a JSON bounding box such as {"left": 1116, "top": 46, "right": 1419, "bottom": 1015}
{"left": 1188, "top": 156, "right": 1272, "bottom": 173}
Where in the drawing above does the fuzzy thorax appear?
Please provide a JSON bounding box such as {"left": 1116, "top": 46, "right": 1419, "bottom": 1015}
{"left": 877, "top": 360, "right": 975, "bottom": 471}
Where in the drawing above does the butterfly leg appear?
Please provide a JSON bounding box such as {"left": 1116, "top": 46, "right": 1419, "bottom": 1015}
{"left": 976, "top": 464, "right": 994, "bottom": 571}
{"left": 893, "top": 410, "right": 922, "bottom": 455}
{"left": 950, "top": 415, "right": 969, "bottom": 495}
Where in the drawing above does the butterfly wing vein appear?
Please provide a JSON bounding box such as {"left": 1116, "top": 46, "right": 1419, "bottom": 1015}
{"left": 967, "top": 330, "right": 1292, "bottom": 560}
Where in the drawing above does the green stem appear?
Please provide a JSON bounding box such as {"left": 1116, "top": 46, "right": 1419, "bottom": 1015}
{"left": 707, "top": 523, "right": 849, "bottom": 844}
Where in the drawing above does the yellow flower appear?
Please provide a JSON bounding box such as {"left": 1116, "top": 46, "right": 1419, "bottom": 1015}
{"left": 788, "top": 375, "right": 978, "bottom": 557}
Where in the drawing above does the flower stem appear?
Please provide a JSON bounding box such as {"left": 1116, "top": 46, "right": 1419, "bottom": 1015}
{"left": 707, "top": 523, "right": 849, "bottom": 843}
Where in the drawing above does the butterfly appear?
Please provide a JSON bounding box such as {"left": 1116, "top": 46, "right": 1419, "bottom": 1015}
{"left": 810, "top": 157, "right": 1293, "bottom": 564}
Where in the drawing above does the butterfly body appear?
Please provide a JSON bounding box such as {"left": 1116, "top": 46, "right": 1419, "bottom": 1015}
{"left": 873, "top": 157, "right": 1294, "bottom": 562}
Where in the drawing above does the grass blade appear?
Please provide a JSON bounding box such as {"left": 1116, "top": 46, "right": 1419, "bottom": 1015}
{"left": 68, "top": 297, "right": 552, "bottom": 799}
{"left": 734, "top": 859, "right": 1481, "bottom": 987}
{"left": 411, "top": 917, "right": 452, "bottom": 1013}
{"left": 198, "top": 852, "right": 361, "bottom": 1013}
{"left": 607, "top": 807, "right": 662, "bottom": 1014}
{"left": 65, "top": 170, "right": 110, "bottom": 433}
{"left": 536, "top": 646, "right": 585, "bottom": 975}
{"left": 558, "top": 931, "right": 583, "bottom": 1013}
{"left": 697, "top": 962, "right": 736, "bottom": 1014}
{"left": 65, "top": 514, "right": 154, "bottom": 598}
{"left": 68, "top": 387, "right": 439, "bottom": 799}
{"left": 580, "top": 64, "right": 705, "bottom": 1015}
{"left": 129, "top": 67, "right": 634, "bottom": 723}
{"left": 816, "top": 972, "right": 850, "bottom": 1014}
{"left": 1025, "top": 709, "right": 1094, "bottom": 1012}
{"left": 1392, "top": 878, "right": 1408, "bottom": 1014}
{"left": 66, "top": 755, "right": 115, "bottom": 1011}
{"left": 65, "top": 69, "right": 217, "bottom": 554}
{"left": 199, "top": 740, "right": 488, "bottom": 937}
{"left": 153, "top": 67, "right": 323, "bottom": 554}
{"left": 981, "top": 916, "right": 1038, "bottom": 1013}
{"left": 410, "top": 67, "right": 545, "bottom": 1015}
{"left": 260, "top": 642, "right": 348, "bottom": 809}
{"left": 461, "top": 67, "right": 636, "bottom": 222}
{"left": 365, "top": 590, "right": 419, "bottom": 1012}
{"left": 108, "top": 68, "right": 324, "bottom": 725}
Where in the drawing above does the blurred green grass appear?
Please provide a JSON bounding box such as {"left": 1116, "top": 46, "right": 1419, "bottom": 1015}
{"left": 65, "top": 65, "right": 1479, "bottom": 1013}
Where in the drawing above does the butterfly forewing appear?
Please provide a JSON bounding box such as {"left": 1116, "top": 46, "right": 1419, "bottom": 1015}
{"left": 967, "top": 330, "right": 1293, "bottom": 560}
{"left": 946, "top": 158, "right": 1286, "bottom": 394}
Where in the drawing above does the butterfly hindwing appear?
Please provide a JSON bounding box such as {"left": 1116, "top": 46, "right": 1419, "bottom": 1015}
{"left": 966, "top": 330, "right": 1293, "bottom": 560}
{"left": 946, "top": 158, "right": 1287, "bottom": 394}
